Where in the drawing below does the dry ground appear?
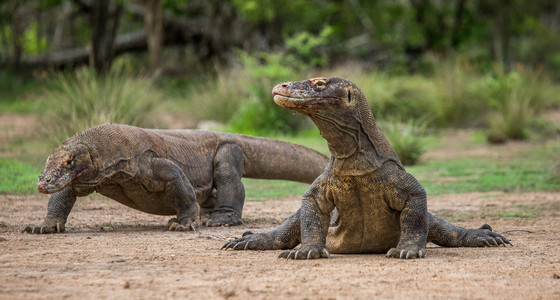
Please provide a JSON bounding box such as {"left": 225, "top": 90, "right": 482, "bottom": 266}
{"left": 1, "top": 192, "right": 559, "bottom": 299}
{"left": 1, "top": 114, "right": 559, "bottom": 299}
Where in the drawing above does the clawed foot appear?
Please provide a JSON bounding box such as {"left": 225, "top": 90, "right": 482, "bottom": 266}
{"left": 167, "top": 218, "right": 197, "bottom": 231}
{"left": 462, "top": 224, "right": 513, "bottom": 247}
{"left": 278, "top": 244, "right": 330, "bottom": 260}
{"left": 222, "top": 231, "right": 275, "bottom": 251}
{"left": 386, "top": 245, "right": 426, "bottom": 259}
{"left": 203, "top": 211, "right": 243, "bottom": 227}
{"left": 22, "top": 220, "right": 66, "bottom": 234}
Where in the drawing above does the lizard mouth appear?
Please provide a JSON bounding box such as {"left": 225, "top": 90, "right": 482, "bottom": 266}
{"left": 273, "top": 94, "right": 337, "bottom": 111}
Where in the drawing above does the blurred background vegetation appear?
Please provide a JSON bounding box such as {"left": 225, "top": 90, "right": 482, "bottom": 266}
{"left": 0, "top": 0, "right": 559, "bottom": 189}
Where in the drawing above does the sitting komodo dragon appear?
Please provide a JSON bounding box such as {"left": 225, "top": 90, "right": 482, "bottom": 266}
{"left": 223, "top": 77, "right": 511, "bottom": 259}
{"left": 23, "top": 124, "right": 327, "bottom": 234}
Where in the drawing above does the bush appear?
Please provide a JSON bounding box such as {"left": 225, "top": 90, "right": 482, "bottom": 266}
{"left": 379, "top": 118, "right": 429, "bottom": 165}
{"left": 228, "top": 52, "right": 310, "bottom": 135}
{"left": 41, "top": 67, "right": 160, "bottom": 144}
{"left": 481, "top": 66, "right": 558, "bottom": 143}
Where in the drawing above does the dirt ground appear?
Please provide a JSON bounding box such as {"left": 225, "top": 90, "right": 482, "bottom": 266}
{"left": 0, "top": 191, "right": 559, "bottom": 299}
{"left": 1, "top": 114, "right": 559, "bottom": 299}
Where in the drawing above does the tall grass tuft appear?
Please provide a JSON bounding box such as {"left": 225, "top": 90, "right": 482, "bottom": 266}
{"left": 41, "top": 67, "right": 160, "bottom": 144}
{"left": 483, "top": 66, "right": 556, "bottom": 143}
{"left": 188, "top": 65, "right": 251, "bottom": 124}
{"left": 379, "top": 118, "right": 429, "bottom": 166}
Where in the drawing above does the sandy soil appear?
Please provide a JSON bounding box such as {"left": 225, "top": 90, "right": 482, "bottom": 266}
{"left": 1, "top": 191, "right": 559, "bottom": 300}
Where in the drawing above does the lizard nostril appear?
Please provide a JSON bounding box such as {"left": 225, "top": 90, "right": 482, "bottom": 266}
{"left": 282, "top": 83, "right": 289, "bottom": 87}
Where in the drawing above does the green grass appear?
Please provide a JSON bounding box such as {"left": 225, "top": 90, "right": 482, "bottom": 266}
{"left": 242, "top": 179, "right": 310, "bottom": 202}
{"left": 485, "top": 205, "right": 540, "bottom": 218}
{"left": 409, "top": 143, "right": 560, "bottom": 195}
{"left": 437, "top": 204, "right": 548, "bottom": 222}
{"left": 0, "top": 158, "right": 42, "bottom": 194}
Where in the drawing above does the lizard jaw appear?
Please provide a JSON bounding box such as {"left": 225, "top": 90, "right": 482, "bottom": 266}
{"left": 37, "top": 172, "right": 72, "bottom": 194}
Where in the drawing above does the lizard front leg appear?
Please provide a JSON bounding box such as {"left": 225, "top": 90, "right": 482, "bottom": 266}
{"left": 386, "top": 171, "right": 429, "bottom": 259}
{"left": 151, "top": 157, "right": 198, "bottom": 231}
{"left": 23, "top": 186, "right": 77, "bottom": 234}
{"left": 278, "top": 197, "right": 332, "bottom": 260}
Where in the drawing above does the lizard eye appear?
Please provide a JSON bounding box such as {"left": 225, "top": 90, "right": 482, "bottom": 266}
{"left": 315, "top": 81, "right": 327, "bottom": 89}
{"left": 347, "top": 90, "right": 352, "bottom": 103}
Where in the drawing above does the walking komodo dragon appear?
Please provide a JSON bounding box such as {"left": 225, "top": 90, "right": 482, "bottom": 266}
{"left": 223, "top": 77, "right": 512, "bottom": 259}
{"left": 23, "top": 124, "right": 327, "bottom": 234}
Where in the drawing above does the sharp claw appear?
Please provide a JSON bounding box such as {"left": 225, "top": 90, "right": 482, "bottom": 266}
{"left": 386, "top": 248, "right": 394, "bottom": 258}
{"left": 56, "top": 223, "right": 60, "bottom": 233}
{"left": 406, "top": 251, "right": 412, "bottom": 259}
{"left": 399, "top": 250, "right": 406, "bottom": 259}
{"left": 244, "top": 241, "right": 251, "bottom": 250}
{"left": 419, "top": 250, "right": 426, "bottom": 258}
{"left": 483, "top": 240, "right": 491, "bottom": 247}
{"left": 286, "top": 252, "right": 294, "bottom": 260}
{"left": 307, "top": 249, "right": 315, "bottom": 260}
{"left": 491, "top": 239, "right": 499, "bottom": 246}
{"left": 190, "top": 224, "right": 196, "bottom": 231}
{"left": 496, "top": 237, "right": 505, "bottom": 246}
{"left": 232, "top": 243, "right": 240, "bottom": 250}
{"left": 294, "top": 251, "right": 300, "bottom": 260}
{"left": 322, "top": 249, "right": 330, "bottom": 259}
{"left": 40, "top": 226, "right": 45, "bottom": 234}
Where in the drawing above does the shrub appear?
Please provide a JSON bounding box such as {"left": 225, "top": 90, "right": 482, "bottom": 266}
{"left": 188, "top": 65, "right": 251, "bottom": 124}
{"left": 41, "top": 67, "right": 160, "bottom": 144}
{"left": 227, "top": 52, "right": 310, "bottom": 135}
{"left": 378, "top": 117, "right": 429, "bottom": 165}
{"left": 482, "top": 66, "right": 557, "bottom": 143}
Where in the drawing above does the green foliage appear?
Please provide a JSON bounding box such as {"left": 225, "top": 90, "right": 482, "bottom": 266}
{"left": 0, "top": 70, "right": 41, "bottom": 113}
{"left": 481, "top": 67, "right": 557, "bottom": 142}
{"left": 186, "top": 67, "right": 250, "bottom": 124}
{"left": 0, "top": 158, "right": 42, "bottom": 194}
{"left": 226, "top": 51, "right": 310, "bottom": 135}
{"left": 379, "top": 118, "right": 429, "bottom": 166}
{"left": 285, "top": 26, "right": 333, "bottom": 68}
{"left": 40, "top": 67, "right": 160, "bottom": 144}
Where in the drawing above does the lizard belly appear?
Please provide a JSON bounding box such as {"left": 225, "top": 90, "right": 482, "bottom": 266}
{"left": 96, "top": 173, "right": 176, "bottom": 216}
{"left": 326, "top": 175, "right": 401, "bottom": 254}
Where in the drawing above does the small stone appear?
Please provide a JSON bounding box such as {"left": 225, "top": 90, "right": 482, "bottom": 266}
{"left": 553, "top": 274, "right": 560, "bottom": 279}
{"left": 123, "top": 281, "right": 130, "bottom": 289}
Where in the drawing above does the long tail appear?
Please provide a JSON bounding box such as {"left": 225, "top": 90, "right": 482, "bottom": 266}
{"left": 234, "top": 135, "right": 328, "bottom": 183}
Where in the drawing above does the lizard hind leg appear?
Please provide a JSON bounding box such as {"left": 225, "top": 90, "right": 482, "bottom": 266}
{"left": 151, "top": 157, "right": 198, "bottom": 231}
{"left": 206, "top": 144, "right": 245, "bottom": 227}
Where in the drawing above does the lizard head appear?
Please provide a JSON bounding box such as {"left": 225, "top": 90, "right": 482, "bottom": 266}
{"left": 272, "top": 77, "right": 365, "bottom": 116}
{"left": 37, "top": 141, "right": 94, "bottom": 194}
{"left": 272, "top": 77, "right": 399, "bottom": 168}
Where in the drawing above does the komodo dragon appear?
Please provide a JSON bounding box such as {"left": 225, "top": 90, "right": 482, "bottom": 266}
{"left": 23, "top": 124, "right": 327, "bottom": 234}
{"left": 223, "top": 77, "right": 511, "bottom": 259}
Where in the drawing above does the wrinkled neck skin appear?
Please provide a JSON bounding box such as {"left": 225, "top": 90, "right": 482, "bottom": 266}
{"left": 308, "top": 110, "right": 386, "bottom": 176}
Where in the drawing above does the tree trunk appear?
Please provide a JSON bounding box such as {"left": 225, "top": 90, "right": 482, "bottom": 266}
{"left": 90, "top": 0, "right": 123, "bottom": 75}
{"left": 143, "top": 0, "right": 163, "bottom": 74}
{"left": 11, "top": 3, "right": 24, "bottom": 67}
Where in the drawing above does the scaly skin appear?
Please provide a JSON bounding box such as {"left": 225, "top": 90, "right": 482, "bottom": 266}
{"left": 223, "top": 77, "right": 511, "bottom": 259}
{"left": 23, "top": 124, "right": 327, "bottom": 234}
